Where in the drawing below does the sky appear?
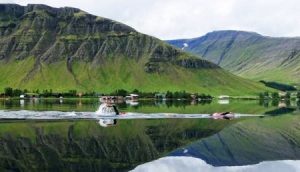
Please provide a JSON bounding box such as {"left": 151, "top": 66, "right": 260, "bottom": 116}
{"left": 1, "top": 0, "right": 300, "bottom": 40}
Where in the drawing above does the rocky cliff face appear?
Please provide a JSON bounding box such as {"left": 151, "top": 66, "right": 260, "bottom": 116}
{"left": 0, "top": 4, "right": 269, "bottom": 94}
{"left": 0, "top": 4, "right": 218, "bottom": 71}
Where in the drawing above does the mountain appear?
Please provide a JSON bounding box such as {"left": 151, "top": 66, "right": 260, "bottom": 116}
{"left": 0, "top": 4, "right": 268, "bottom": 95}
{"left": 167, "top": 30, "right": 300, "bottom": 84}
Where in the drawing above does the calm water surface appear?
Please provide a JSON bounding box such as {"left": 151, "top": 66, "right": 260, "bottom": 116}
{"left": 0, "top": 98, "right": 299, "bottom": 171}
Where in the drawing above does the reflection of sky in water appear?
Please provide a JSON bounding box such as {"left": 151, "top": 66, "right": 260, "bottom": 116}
{"left": 218, "top": 99, "right": 229, "bottom": 104}
{"left": 139, "top": 113, "right": 300, "bottom": 172}
{"left": 132, "top": 157, "right": 300, "bottom": 172}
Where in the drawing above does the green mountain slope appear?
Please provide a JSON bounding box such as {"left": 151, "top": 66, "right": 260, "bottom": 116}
{"left": 167, "top": 30, "right": 300, "bottom": 84}
{"left": 0, "top": 4, "right": 268, "bottom": 95}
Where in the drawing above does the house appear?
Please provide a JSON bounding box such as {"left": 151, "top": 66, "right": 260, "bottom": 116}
{"left": 190, "top": 94, "right": 197, "bottom": 100}
{"left": 24, "top": 93, "right": 39, "bottom": 98}
{"left": 218, "top": 95, "right": 230, "bottom": 99}
{"left": 126, "top": 94, "right": 139, "bottom": 100}
{"left": 155, "top": 93, "right": 166, "bottom": 99}
{"left": 100, "top": 96, "right": 124, "bottom": 103}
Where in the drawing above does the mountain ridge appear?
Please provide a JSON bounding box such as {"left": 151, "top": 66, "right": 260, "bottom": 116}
{"left": 167, "top": 30, "right": 300, "bottom": 84}
{"left": 0, "top": 4, "right": 268, "bottom": 95}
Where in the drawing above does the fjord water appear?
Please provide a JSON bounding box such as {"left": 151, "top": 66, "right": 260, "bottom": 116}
{"left": 0, "top": 99, "right": 299, "bottom": 171}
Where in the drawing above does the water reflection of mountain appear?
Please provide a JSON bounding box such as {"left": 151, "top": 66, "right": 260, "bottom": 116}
{"left": 265, "top": 107, "right": 296, "bottom": 115}
{"left": 0, "top": 119, "right": 235, "bottom": 171}
{"left": 170, "top": 114, "right": 300, "bottom": 166}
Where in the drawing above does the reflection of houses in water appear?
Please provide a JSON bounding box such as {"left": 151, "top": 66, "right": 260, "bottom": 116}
{"left": 20, "top": 99, "right": 25, "bottom": 107}
{"left": 125, "top": 94, "right": 139, "bottom": 106}
{"left": 29, "top": 97, "right": 39, "bottom": 105}
{"left": 34, "top": 97, "right": 39, "bottom": 104}
{"left": 218, "top": 99, "right": 230, "bottom": 104}
{"left": 191, "top": 100, "right": 197, "bottom": 105}
{"left": 78, "top": 100, "right": 82, "bottom": 107}
{"left": 126, "top": 100, "right": 139, "bottom": 106}
{"left": 218, "top": 95, "right": 230, "bottom": 104}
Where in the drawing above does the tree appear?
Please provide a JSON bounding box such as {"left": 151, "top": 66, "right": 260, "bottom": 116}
{"left": 13, "top": 89, "right": 22, "bottom": 97}
{"left": 4, "top": 87, "right": 13, "bottom": 97}
{"left": 132, "top": 89, "right": 140, "bottom": 94}
{"left": 68, "top": 90, "right": 77, "bottom": 97}
{"left": 113, "top": 89, "right": 128, "bottom": 97}
{"left": 297, "top": 91, "right": 300, "bottom": 99}
{"left": 166, "top": 91, "right": 173, "bottom": 99}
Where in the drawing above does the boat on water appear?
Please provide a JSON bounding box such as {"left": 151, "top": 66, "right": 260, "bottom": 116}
{"left": 96, "top": 103, "right": 120, "bottom": 116}
{"left": 96, "top": 103, "right": 120, "bottom": 127}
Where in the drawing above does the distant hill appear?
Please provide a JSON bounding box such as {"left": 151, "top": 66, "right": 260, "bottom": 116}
{"left": 0, "top": 5, "right": 268, "bottom": 95}
{"left": 167, "top": 30, "right": 300, "bottom": 84}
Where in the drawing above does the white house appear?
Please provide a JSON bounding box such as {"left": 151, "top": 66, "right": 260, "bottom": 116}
{"left": 218, "top": 95, "right": 230, "bottom": 99}
{"left": 126, "top": 94, "right": 139, "bottom": 100}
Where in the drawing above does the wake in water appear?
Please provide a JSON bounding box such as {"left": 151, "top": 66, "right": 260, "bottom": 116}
{"left": 0, "top": 110, "right": 263, "bottom": 120}
{"left": 0, "top": 103, "right": 264, "bottom": 127}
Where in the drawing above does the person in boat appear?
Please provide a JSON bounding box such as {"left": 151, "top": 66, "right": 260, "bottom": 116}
{"left": 211, "top": 112, "right": 234, "bottom": 120}
{"left": 97, "top": 103, "right": 120, "bottom": 115}
{"left": 112, "top": 104, "right": 119, "bottom": 115}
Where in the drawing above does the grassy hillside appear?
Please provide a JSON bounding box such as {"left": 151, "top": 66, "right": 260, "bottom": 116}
{"left": 0, "top": 5, "right": 269, "bottom": 95}
{"left": 168, "top": 30, "right": 300, "bottom": 84}
{"left": 0, "top": 56, "right": 269, "bottom": 95}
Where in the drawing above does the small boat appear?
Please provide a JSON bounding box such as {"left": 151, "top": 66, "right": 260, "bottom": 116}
{"left": 96, "top": 103, "right": 119, "bottom": 116}
{"left": 211, "top": 112, "right": 235, "bottom": 120}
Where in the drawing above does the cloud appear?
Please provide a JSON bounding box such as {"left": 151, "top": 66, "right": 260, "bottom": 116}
{"left": 131, "top": 157, "right": 300, "bottom": 172}
{"left": 1, "top": 0, "right": 300, "bottom": 39}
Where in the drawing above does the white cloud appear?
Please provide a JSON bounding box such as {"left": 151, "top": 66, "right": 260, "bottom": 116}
{"left": 1, "top": 0, "right": 300, "bottom": 39}
{"left": 131, "top": 157, "right": 300, "bottom": 172}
